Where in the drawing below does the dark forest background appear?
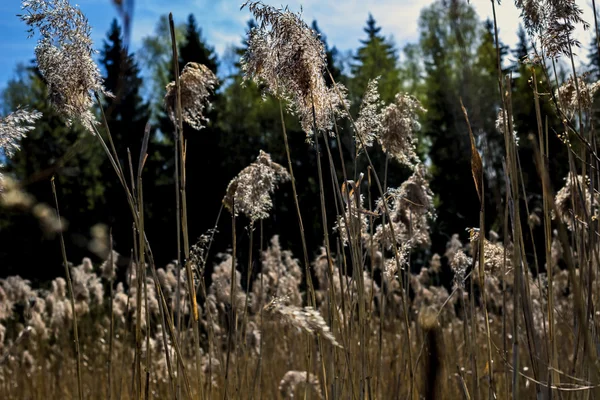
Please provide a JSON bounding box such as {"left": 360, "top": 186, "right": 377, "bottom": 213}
{"left": 0, "top": 0, "right": 591, "bottom": 283}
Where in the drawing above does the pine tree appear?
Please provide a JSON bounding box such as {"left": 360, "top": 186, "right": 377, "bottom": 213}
{"left": 350, "top": 14, "right": 401, "bottom": 106}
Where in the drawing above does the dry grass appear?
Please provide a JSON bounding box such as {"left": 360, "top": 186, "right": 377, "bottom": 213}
{"left": 2, "top": 0, "right": 600, "bottom": 399}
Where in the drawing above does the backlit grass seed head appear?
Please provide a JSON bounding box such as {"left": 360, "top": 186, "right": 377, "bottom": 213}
{"left": 21, "top": 0, "right": 108, "bottom": 133}
{"left": 373, "top": 166, "right": 434, "bottom": 249}
{"left": 251, "top": 236, "right": 302, "bottom": 311}
{"left": 209, "top": 255, "right": 246, "bottom": 314}
{"left": 355, "top": 77, "right": 384, "bottom": 152}
{"left": 380, "top": 92, "right": 424, "bottom": 168}
{"left": 555, "top": 74, "right": 600, "bottom": 119}
{"left": 495, "top": 108, "right": 518, "bottom": 145}
{"left": 550, "top": 230, "right": 564, "bottom": 271}
{"left": 382, "top": 243, "right": 410, "bottom": 280}
{"left": 241, "top": 1, "right": 348, "bottom": 137}
{"left": 223, "top": 150, "right": 290, "bottom": 221}
{"left": 70, "top": 258, "right": 104, "bottom": 307}
{"left": 515, "top": 0, "right": 589, "bottom": 57}
{"left": 334, "top": 193, "right": 370, "bottom": 247}
{"left": 279, "top": 370, "right": 323, "bottom": 399}
{"left": 0, "top": 108, "right": 42, "bottom": 158}
{"left": 164, "top": 62, "right": 218, "bottom": 131}
{"left": 554, "top": 172, "right": 596, "bottom": 230}
{"left": 468, "top": 230, "right": 514, "bottom": 282}
{"left": 450, "top": 250, "right": 471, "bottom": 289}
{"left": 0, "top": 324, "right": 5, "bottom": 351}
{"left": 265, "top": 297, "right": 341, "bottom": 347}
{"left": 100, "top": 250, "right": 119, "bottom": 281}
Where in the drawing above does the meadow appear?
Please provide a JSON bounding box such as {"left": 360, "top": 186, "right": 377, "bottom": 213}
{"left": 0, "top": 0, "right": 599, "bottom": 399}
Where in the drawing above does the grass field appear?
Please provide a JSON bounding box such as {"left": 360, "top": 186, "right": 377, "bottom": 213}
{"left": 1, "top": 0, "right": 600, "bottom": 399}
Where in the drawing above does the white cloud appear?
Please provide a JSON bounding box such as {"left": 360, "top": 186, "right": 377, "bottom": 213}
{"left": 2, "top": 0, "right": 597, "bottom": 92}
{"left": 128, "top": 0, "right": 597, "bottom": 66}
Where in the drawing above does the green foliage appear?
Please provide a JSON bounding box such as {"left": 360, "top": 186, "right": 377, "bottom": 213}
{"left": 0, "top": 3, "right": 576, "bottom": 280}
{"left": 509, "top": 24, "right": 568, "bottom": 199}
{"left": 138, "top": 15, "right": 186, "bottom": 117}
{"left": 1, "top": 65, "right": 105, "bottom": 281}
{"left": 418, "top": 0, "right": 482, "bottom": 251}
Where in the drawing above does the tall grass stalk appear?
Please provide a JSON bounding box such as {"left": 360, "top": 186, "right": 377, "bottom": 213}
{"left": 326, "top": 67, "right": 415, "bottom": 398}
{"left": 277, "top": 101, "right": 318, "bottom": 398}
{"left": 168, "top": 14, "right": 203, "bottom": 397}
{"left": 50, "top": 177, "right": 84, "bottom": 400}
{"left": 107, "top": 233, "right": 115, "bottom": 400}
{"left": 278, "top": 101, "right": 316, "bottom": 307}
{"left": 224, "top": 206, "right": 237, "bottom": 399}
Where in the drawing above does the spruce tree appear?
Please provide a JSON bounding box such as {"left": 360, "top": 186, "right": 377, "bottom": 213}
{"left": 99, "top": 19, "right": 157, "bottom": 256}
{"left": 100, "top": 19, "right": 150, "bottom": 162}
{"left": 179, "top": 14, "right": 218, "bottom": 73}
{"left": 511, "top": 24, "right": 529, "bottom": 74}
{"left": 350, "top": 14, "right": 401, "bottom": 106}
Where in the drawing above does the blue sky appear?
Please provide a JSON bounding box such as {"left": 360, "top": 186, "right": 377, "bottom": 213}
{"left": 0, "top": 0, "right": 596, "bottom": 95}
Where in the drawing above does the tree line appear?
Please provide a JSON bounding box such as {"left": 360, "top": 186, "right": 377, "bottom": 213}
{"left": 0, "top": 0, "right": 587, "bottom": 282}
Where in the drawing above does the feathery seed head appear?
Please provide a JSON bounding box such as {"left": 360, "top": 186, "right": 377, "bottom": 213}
{"left": 355, "top": 77, "right": 384, "bottom": 152}
{"left": 379, "top": 92, "right": 424, "bottom": 168}
{"left": 252, "top": 236, "right": 302, "bottom": 311}
{"left": 21, "top": 0, "right": 108, "bottom": 133}
{"left": 223, "top": 150, "right": 290, "bottom": 221}
{"left": 373, "top": 166, "right": 434, "bottom": 249}
{"left": 265, "top": 297, "right": 341, "bottom": 347}
{"left": 495, "top": 108, "right": 518, "bottom": 145}
{"left": 164, "top": 62, "right": 218, "bottom": 131}
{"left": 555, "top": 74, "right": 600, "bottom": 119}
{"left": 241, "top": 1, "right": 348, "bottom": 137}
{"left": 554, "top": 172, "right": 596, "bottom": 230}
{"left": 515, "top": 0, "right": 589, "bottom": 57}
{"left": 0, "top": 108, "right": 42, "bottom": 159}
{"left": 450, "top": 250, "right": 471, "bottom": 289}
{"left": 279, "top": 370, "right": 323, "bottom": 399}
